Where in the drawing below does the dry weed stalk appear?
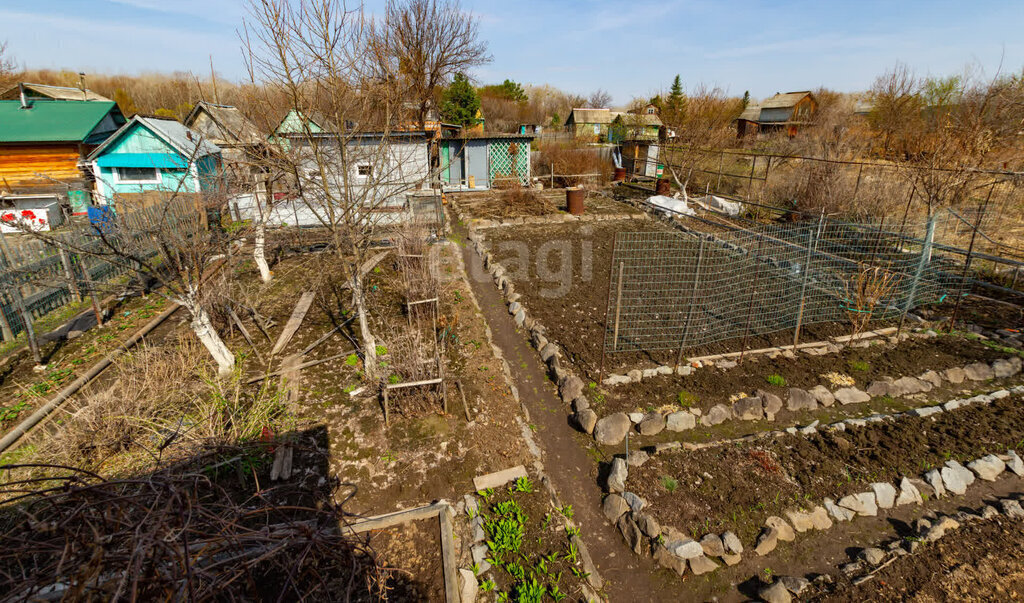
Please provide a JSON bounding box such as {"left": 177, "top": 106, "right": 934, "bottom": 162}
{"left": 843, "top": 264, "right": 903, "bottom": 339}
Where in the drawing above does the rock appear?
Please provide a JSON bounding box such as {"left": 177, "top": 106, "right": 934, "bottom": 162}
{"left": 559, "top": 375, "right": 584, "bottom": 402}
{"left": 603, "top": 374, "right": 631, "bottom": 386}
{"left": 700, "top": 404, "right": 732, "bottom": 426}
{"left": 964, "top": 362, "right": 995, "bottom": 381}
{"left": 754, "top": 527, "right": 778, "bottom": 556}
{"left": 688, "top": 555, "right": 719, "bottom": 575}
{"left": 638, "top": 413, "right": 666, "bottom": 436}
{"left": 627, "top": 369, "right": 643, "bottom": 383}
{"left": 539, "top": 342, "right": 558, "bottom": 361}
{"left": 779, "top": 575, "right": 811, "bottom": 595}
{"left": 627, "top": 412, "right": 644, "bottom": 424}
{"left": 892, "top": 376, "right": 929, "bottom": 395}
{"left": 923, "top": 516, "right": 960, "bottom": 541}
{"left": 787, "top": 388, "right": 818, "bottom": 412}
{"left": 765, "top": 516, "right": 796, "bottom": 542}
{"left": 871, "top": 482, "right": 898, "bottom": 509}
{"left": 573, "top": 396, "right": 590, "bottom": 412}
{"left": 722, "top": 531, "right": 743, "bottom": 555}
{"left": 896, "top": 477, "right": 923, "bottom": 505}
{"left": 513, "top": 309, "right": 526, "bottom": 326}
{"left": 722, "top": 552, "right": 742, "bottom": 566}
{"left": 866, "top": 378, "right": 893, "bottom": 397}
{"left": 635, "top": 512, "right": 661, "bottom": 537}
{"left": 757, "top": 390, "right": 784, "bottom": 419}
{"left": 669, "top": 538, "right": 705, "bottom": 560}
{"left": 617, "top": 514, "right": 647, "bottom": 556}
{"left": 942, "top": 366, "right": 967, "bottom": 384}
{"left": 666, "top": 411, "right": 696, "bottom": 432}
{"left": 700, "top": 533, "right": 726, "bottom": 557}
{"left": 627, "top": 450, "right": 650, "bottom": 467}
{"left": 992, "top": 358, "right": 1018, "bottom": 378}
{"left": 622, "top": 492, "right": 647, "bottom": 512}
{"left": 575, "top": 409, "right": 598, "bottom": 434}
{"left": 834, "top": 387, "right": 871, "bottom": 405}
{"left": 968, "top": 454, "right": 1006, "bottom": 481}
{"left": 944, "top": 460, "right": 975, "bottom": 494}
{"left": 676, "top": 365, "right": 692, "bottom": 376}
{"left": 990, "top": 389, "right": 1010, "bottom": 400}
{"left": 594, "top": 413, "right": 631, "bottom": 446}
{"left": 606, "top": 458, "right": 628, "bottom": 493}
{"left": 1005, "top": 450, "right": 1024, "bottom": 476}
{"left": 981, "top": 505, "right": 999, "bottom": 519}
{"left": 471, "top": 543, "right": 490, "bottom": 573}
{"left": 459, "top": 568, "right": 478, "bottom": 603}
{"left": 759, "top": 581, "right": 792, "bottom": 603}
{"left": 733, "top": 396, "right": 764, "bottom": 421}
{"left": 1000, "top": 498, "right": 1024, "bottom": 518}
{"left": 920, "top": 370, "right": 943, "bottom": 388}
{"left": 641, "top": 368, "right": 659, "bottom": 379}
{"left": 840, "top": 561, "right": 863, "bottom": 577}
{"left": 809, "top": 385, "right": 835, "bottom": 407}
{"left": 653, "top": 545, "right": 687, "bottom": 575}
{"left": 838, "top": 492, "right": 878, "bottom": 517}
{"left": 808, "top": 505, "right": 833, "bottom": 530}
{"left": 602, "top": 494, "right": 629, "bottom": 522}
{"left": 908, "top": 406, "right": 943, "bottom": 417}
{"left": 785, "top": 509, "right": 815, "bottom": 533}
{"left": 860, "top": 547, "right": 886, "bottom": 566}
{"left": 824, "top": 498, "right": 855, "bottom": 522}
{"left": 924, "top": 469, "right": 946, "bottom": 498}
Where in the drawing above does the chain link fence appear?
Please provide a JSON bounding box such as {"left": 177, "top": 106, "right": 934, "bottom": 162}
{"left": 603, "top": 214, "right": 965, "bottom": 355}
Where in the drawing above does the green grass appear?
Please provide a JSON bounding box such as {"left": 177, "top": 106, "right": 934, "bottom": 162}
{"left": 677, "top": 390, "right": 697, "bottom": 407}
{"left": 660, "top": 475, "right": 679, "bottom": 493}
{"left": 848, "top": 359, "right": 871, "bottom": 372}
{"left": 765, "top": 374, "right": 786, "bottom": 387}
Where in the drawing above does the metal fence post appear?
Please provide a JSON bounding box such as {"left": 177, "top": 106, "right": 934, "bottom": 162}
{"left": 675, "top": 237, "right": 706, "bottom": 368}
{"left": 792, "top": 216, "right": 824, "bottom": 347}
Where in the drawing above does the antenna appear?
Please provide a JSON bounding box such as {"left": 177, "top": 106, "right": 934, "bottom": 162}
{"left": 78, "top": 72, "right": 86, "bottom": 100}
{"left": 209, "top": 55, "right": 219, "bottom": 104}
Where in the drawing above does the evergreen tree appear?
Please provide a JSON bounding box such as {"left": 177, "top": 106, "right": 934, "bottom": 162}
{"left": 439, "top": 73, "right": 481, "bottom": 127}
{"left": 742, "top": 90, "right": 750, "bottom": 108}
{"left": 668, "top": 75, "right": 685, "bottom": 111}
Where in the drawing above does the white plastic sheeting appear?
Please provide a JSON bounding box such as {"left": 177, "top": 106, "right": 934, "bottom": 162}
{"left": 695, "top": 194, "right": 742, "bottom": 217}
{"left": 646, "top": 195, "right": 695, "bottom": 216}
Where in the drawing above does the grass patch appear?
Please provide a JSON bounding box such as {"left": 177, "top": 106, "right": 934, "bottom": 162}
{"left": 765, "top": 374, "right": 786, "bottom": 387}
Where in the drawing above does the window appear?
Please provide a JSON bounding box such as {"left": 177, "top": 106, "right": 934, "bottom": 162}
{"left": 356, "top": 164, "right": 373, "bottom": 178}
{"left": 114, "top": 167, "right": 159, "bottom": 183}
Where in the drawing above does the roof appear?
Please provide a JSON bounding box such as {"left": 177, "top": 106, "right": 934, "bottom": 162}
{"left": 760, "top": 91, "right": 813, "bottom": 109}
{"left": 566, "top": 108, "right": 618, "bottom": 125}
{"left": 614, "top": 113, "right": 663, "bottom": 127}
{"left": 0, "top": 100, "right": 122, "bottom": 143}
{"left": 184, "top": 101, "right": 264, "bottom": 145}
{"left": 0, "top": 83, "right": 112, "bottom": 102}
{"left": 449, "top": 133, "right": 535, "bottom": 141}
{"left": 88, "top": 115, "right": 221, "bottom": 162}
{"left": 737, "top": 105, "right": 761, "bottom": 121}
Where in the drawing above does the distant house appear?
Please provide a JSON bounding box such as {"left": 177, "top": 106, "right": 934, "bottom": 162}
{"left": 610, "top": 112, "right": 662, "bottom": 142}
{"left": 565, "top": 108, "right": 618, "bottom": 140}
{"left": 88, "top": 115, "right": 223, "bottom": 206}
{"left": 184, "top": 101, "right": 268, "bottom": 191}
{"left": 735, "top": 91, "right": 817, "bottom": 138}
{"left": 0, "top": 82, "right": 112, "bottom": 102}
{"left": 518, "top": 124, "right": 543, "bottom": 135}
{"left": 439, "top": 134, "right": 533, "bottom": 189}
{"left": 0, "top": 96, "right": 126, "bottom": 214}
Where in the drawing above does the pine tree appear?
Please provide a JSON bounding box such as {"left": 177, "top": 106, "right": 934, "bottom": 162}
{"left": 439, "top": 73, "right": 481, "bottom": 127}
{"left": 667, "top": 75, "right": 686, "bottom": 119}
{"left": 742, "top": 90, "right": 750, "bottom": 108}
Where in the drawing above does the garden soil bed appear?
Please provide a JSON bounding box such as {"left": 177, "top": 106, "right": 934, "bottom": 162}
{"left": 366, "top": 518, "right": 445, "bottom": 602}
{"left": 486, "top": 220, "right": 898, "bottom": 379}
{"left": 813, "top": 513, "right": 1024, "bottom": 602}
{"left": 450, "top": 188, "right": 637, "bottom": 221}
{"left": 591, "top": 335, "right": 1008, "bottom": 417}
{"left": 627, "top": 394, "right": 1024, "bottom": 542}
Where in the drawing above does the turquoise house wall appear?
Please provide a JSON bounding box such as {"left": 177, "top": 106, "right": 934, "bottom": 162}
{"left": 94, "top": 122, "right": 222, "bottom": 206}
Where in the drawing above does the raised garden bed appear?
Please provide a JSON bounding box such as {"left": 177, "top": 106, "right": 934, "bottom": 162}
{"left": 625, "top": 393, "right": 1024, "bottom": 543}
{"left": 367, "top": 517, "right": 446, "bottom": 601}
{"left": 449, "top": 188, "right": 639, "bottom": 222}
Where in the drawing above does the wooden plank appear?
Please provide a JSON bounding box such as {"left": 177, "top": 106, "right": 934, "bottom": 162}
{"left": 228, "top": 307, "right": 263, "bottom": 363}
{"left": 439, "top": 506, "right": 459, "bottom": 603}
{"left": 270, "top": 291, "right": 315, "bottom": 356}
{"left": 385, "top": 377, "right": 442, "bottom": 390}
{"left": 342, "top": 502, "right": 447, "bottom": 534}
{"left": 244, "top": 350, "right": 351, "bottom": 384}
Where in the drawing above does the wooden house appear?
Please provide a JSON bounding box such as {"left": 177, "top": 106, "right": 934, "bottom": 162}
{"left": 0, "top": 82, "right": 112, "bottom": 102}
{"left": 88, "top": 115, "right": 224, "bottom": 207}
{"left": 735, "top": 91, "right": 816, "bottom": 138}
{"left": 184, "top": 101, "right": 267, "bottom": 191}
{"left": 0, "top": 95, "right": 125, "bottom": 213}
{"left": 565, "top": 108, "right": 619, "bottom": 140}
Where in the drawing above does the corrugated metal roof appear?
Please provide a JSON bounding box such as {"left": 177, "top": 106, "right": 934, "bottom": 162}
{"left": 87, "top": 115, "right": 220, "bottom": 162}
{"left": 0, "top": 83, "right": 112, "bottom": 102}
{"left": 0, "top": 100, "right": 120, "bottom": 143}
{"left": 184, "top": 101, "right": 264, "bottom": 145}
{"left": 760, "top": 91, "right": 812, "bottom": 109}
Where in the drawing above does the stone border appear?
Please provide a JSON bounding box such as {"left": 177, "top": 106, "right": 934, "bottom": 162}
{"left": 599, "top": 386, "right": 1024, "bottom": 581}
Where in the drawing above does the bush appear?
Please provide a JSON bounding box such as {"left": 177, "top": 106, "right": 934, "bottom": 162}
{"left": 765, "top": 374, "right": 786, "bottom": 387}
{"left": 534, "top": 140, "right": 611, "bottom": 187}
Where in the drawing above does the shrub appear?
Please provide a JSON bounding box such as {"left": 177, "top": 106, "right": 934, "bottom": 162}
{"left": 765, "top": 374, "right": 786, "bottom": 387}
{"left": 535, "top": 140, "right": 611, "bottom": 187}
{"left": 849, "top": 359, "right": 870, "bottom": 372}
{"left": 677, "top": 390, "right": 697, "bottom": 407}
{"left": 660, "top": 475, "right": 679, "bottom": 493}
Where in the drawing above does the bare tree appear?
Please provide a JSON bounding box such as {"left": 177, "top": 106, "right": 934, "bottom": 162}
{"left": 368, "top": 0, "right": 490, "bottom": 128}
{"left": 587, "top": 88, "right": 612, "bottom": 109}
{"left": 244, "top": 0, "right": 436, "bottom": 379}
{"left": 659, "top": 84, "right": 743, "bottom": 194}
{"left": 0, "top": 41, "right": 19, "bottom": 90}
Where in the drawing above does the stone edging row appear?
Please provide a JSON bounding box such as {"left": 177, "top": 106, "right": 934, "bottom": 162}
{"left": 599, "top": 387, "right": 1024, "bottom": 581}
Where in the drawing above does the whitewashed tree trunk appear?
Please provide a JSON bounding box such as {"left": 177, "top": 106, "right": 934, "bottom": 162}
{"left": 185, "top": 300, "right": 235, "bottom": 376}
{"left": 353, "top": 275, "right": 377, "bottom": 379}
{"left": 254, "top": 221, "right": 272, "bottom": 283}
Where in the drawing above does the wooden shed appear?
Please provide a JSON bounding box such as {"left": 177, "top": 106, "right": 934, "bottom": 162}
{"left": 184, "top": 101, "right": 268, "bottom": 190}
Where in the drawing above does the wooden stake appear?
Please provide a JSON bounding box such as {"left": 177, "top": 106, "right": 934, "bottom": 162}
{"left": 271, "top": 290, "right": 315, "bottom": 356}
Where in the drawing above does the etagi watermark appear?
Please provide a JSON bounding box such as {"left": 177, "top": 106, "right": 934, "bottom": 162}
{"left": 463, "top": 235, "right": 594, "bottom": 298}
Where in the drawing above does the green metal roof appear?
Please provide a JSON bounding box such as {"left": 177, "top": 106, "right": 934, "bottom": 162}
{"left": 0, "top": 100, "right": 121, "bottom": 143}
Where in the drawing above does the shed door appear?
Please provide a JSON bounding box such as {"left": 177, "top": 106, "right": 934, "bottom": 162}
{"left": 447, "top": 140, "right": 464, "bottom": 184}
{"left": 465, "top": 140, "right": 489, "bottom": 188}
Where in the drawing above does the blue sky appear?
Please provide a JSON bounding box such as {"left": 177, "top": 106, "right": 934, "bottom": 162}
{"left": 2, "top": 0, "right": 1022, "bottom": 104}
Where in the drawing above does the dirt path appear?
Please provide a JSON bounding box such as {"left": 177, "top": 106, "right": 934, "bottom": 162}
{"left": 456, "top": 225, "right": 681, "bottom": 602}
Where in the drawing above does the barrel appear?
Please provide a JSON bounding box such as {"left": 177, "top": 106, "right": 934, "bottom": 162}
{"left": 655, "top": 178, "right": 671, "bottom": 196}
{"left": 566, "top": 187, "right": 585, "bottom": 215}
{"left": 613, "top": 167, "right": 626, "bottom": 182}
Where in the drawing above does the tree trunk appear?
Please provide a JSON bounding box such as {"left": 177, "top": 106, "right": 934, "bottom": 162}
{"left": 254, "top": 221, "right": 272, "bottom": 283}
{"left": 352, "top": 274, "right": 377, "bottom": 379}
{"left": 186, "top": 301, "right": 235, "bottom": 376}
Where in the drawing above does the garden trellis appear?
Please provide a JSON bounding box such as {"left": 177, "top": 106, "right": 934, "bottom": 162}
{"left": 601, "top": 214, "right": 965, "bottom": 363}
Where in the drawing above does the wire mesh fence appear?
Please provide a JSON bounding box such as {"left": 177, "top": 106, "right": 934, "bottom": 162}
{"left": 603, "top": 214, "right": 965, "bottom": 356}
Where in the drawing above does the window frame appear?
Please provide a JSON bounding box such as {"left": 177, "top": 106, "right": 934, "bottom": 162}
{"left": 113, "top": 166, "right": 161, "bottom": 184}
